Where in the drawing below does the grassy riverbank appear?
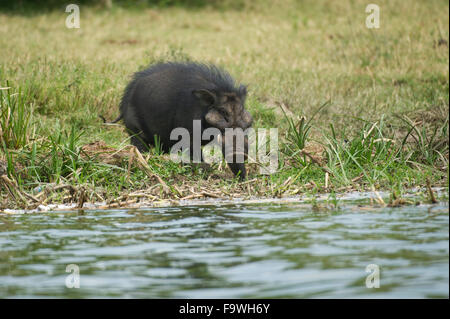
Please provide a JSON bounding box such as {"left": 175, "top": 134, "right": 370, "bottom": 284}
{"left": 0, "top": 0, "right": 448, "bottom": 210}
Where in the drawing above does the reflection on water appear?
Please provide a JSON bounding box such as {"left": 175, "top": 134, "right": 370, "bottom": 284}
{"left": 0, "top": 201, "right": 448, "bottom": 298}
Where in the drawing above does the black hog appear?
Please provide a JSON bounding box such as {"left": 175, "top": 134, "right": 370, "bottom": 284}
{"left": 116, "top": 62, "right": 253, "bottom": 179}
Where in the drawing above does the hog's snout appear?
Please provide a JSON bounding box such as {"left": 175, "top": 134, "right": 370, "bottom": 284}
{"left": 218, "top": 133, "right": 249, "bottom": 180}
{"left": 227, "top": 162, "right": 247, "bottom": 180}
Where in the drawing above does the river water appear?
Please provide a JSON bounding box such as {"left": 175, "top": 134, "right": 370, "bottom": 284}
{"left": 0, "top": 196, "right": 448, "bottom": 298}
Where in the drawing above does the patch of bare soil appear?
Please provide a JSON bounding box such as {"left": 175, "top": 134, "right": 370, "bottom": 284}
{"left": 80, "top": 140, "right": 129, "bottom": 165}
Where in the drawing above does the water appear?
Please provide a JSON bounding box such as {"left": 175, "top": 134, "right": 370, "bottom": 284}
{"left": 0, "top": 199, "right": 448, "bottom": 298}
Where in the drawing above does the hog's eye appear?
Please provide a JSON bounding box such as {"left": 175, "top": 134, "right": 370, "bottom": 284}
{"left": 218, "top": 109, "right": 228, "bottom": 117}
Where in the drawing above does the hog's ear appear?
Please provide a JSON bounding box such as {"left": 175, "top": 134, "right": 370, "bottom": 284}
{"left": 193, "top": 89, "right": 217, "bottom": 107}
{"left": 238, "top": 84, "right": 247, "bottom": 98}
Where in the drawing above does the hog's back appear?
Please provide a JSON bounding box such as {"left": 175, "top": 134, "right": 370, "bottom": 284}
{"left": 124, "top": 65, "right": 211, "bottom": 149}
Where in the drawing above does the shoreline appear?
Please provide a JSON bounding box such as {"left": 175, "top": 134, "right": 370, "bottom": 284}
{"left": 2, "top": 187, "right": 447, "bottom": 214}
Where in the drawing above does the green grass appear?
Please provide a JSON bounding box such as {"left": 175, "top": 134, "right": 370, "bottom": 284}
{"left": 0, "top": 0, "right": 448, "bottom": 209}
{"left": 0, "top": 86, "right": 34, "bottom": 150}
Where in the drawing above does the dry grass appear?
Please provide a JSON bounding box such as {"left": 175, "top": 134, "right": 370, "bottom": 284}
{"left": 0, "top": 0, "right": 448, "bottom": 210}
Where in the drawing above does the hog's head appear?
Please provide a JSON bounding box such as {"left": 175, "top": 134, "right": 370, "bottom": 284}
{"left": 193, "top": 86, "right": 253, "bottom": 179}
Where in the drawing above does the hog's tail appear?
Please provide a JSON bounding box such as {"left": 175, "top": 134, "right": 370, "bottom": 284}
{"left": 99, "top": 114, "right": 122, "bottom": 124}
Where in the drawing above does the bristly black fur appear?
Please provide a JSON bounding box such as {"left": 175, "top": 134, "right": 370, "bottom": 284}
{"left": 116, "top": 61, "right": 252, "bottom": 178}
{"left": 119, "top": 62, "right": 246, "bottom": 115}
